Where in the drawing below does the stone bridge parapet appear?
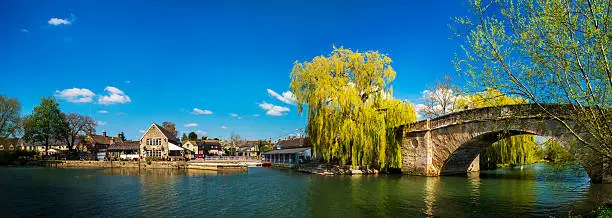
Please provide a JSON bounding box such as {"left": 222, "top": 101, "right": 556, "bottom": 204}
{"left": 400, "top": 103, "right": 611, "bottom": 183}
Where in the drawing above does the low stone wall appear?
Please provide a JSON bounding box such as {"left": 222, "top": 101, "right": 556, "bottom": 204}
{"left": 297, "top": 163, "right": 379, "bottom": 175}
{"left": 54, "top": 160, "right": 187, "bottom": 169}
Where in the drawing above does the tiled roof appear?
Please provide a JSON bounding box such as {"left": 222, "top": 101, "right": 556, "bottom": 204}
{"left": 198, "top": 140, "right": 221, "bottom": 147}
{"left": 276, "top": 137, "right": 310, "bottom": 149}
{"left": 0, "top": 138, "right": 20, "bottom": 146}
{"left": 153, "top": 123, "right": 178, "bottom": 143}
{"left": 264, "top": 147, "right": 311, "bottom": 154}
{"left": 22, "top": 138, "right": 68, "bottom": 146}
{"left": 108, "top": 141, "right": 140, "bottom": 151}
{"left": 90, "top": 135, "right": 118, "bottom": 145}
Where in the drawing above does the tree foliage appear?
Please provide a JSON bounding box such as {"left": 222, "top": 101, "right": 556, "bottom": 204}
{"left": 162, "top": 121, "right": 178, "bottom": 139}
{"left": 0, "top": 95, "right": 22, "bottom": 140}
{"left": 290, "top": 47, "right": 417, "bottom": 169}
{"left": 23, "top": 97, "right": 67, "bottom": 155}
{"left": 63, "top": 113, "right": 96, "bottom": 153}
{"left": 419, "top": 75, "right": 462, "bottom": 118}
{"left": 454, "top": 0, "right": 612, "bottom": 160}
{"left": 544, "top": 139, "right": 576, "bottom": 163}
{"left": 188, "top": 132, "right": 198, "bottom": 141}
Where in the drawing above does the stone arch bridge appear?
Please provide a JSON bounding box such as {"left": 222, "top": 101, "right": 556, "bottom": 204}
{"left": 400, "top": 104, "right": 611, "bottom": 183}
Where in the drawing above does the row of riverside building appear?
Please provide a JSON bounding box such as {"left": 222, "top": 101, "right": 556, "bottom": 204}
{"left": 0, "top": 122, "right": 314, "bottom": 166}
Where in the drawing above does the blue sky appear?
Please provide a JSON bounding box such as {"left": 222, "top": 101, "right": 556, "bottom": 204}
{"left": 0, "top": 0, "right": 469, "bottom": 140}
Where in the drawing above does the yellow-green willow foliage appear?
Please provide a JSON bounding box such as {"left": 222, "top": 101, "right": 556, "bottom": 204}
{"left": 457, "top": 88, "right": 543, "bottom": 167}
{"left": 290, "top": 47, "right": 417, "bottom": 169}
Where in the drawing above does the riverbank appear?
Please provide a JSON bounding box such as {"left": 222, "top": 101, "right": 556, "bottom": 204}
{"left": 15, "top": 160, "right": 249, "bottom": 171}
{"left": 297, "top": 163, "right": 380, "bottom": 175}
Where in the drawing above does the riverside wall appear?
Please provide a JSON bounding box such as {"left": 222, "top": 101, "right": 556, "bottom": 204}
{"left": 54, "top": 160, "right": 187, "bottom": 169}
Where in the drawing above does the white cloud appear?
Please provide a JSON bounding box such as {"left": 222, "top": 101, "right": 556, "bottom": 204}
{"left": 48, "top": 18, "right": 71, "bottom": 25}
{"left": 192, "top": 108, "right": 213, "bottom": 115}
{"left": 139, "top": 129, "right": 146, "bottom": 133}
{"left": 221, "top": 126, "right": 228, "bottom": 129}
{"left": 253, "top": 114, "right": 260, "bottom": 117}
{"left": 196, "top": 130, "right": 207, "bottom": 135}
{"left": 97, "top": 121, "right": 107, "bottom": 126}
{"left": 258, "top": 102, "right": 290, "bottom": 116}
{"left": 55, "top": 88, "right": 95, "bottom": 103}
{"left": 267, "top": 89, "right": 296, "bottom": 105}
{"left": 124, "top": 81, "right": 131, "bottom": 84}
{"left": 98, "top": 86, "right": 131, "bottom": 105}
{"left": 20, "top": 29, "right": 29, "bottom": 33}
{"left": 184, "top": 123, "right": 198, "bottom": 127}
{"left": 230, "top": 113, "right": 238, "bottom": 117}
{"left": 97, "top": 110, "right": 109, "bottom": 114}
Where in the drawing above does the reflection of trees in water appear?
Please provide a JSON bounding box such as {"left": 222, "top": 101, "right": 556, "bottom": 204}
{"left": 423, "top": 177, "right": 440, "bottom": 216}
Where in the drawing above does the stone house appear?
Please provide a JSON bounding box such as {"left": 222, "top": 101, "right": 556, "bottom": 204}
{"left": 198, "top": 139, "right": 223, "bottom": 156}
{"left": 236, "top": 140, "right": 261, "bottom": 157}
{"left": 84, "top": 130, "right": 122, "bottom": 160}
{"left": 182, "top": 140, "right": 198, "bottom": 158}
{"left": 140, "top": 123, "right": 183, "bottom": 160}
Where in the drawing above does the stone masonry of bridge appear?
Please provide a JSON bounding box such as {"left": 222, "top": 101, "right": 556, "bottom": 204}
{"left": 400, "top": 104, "right": 612, "bottom": 183}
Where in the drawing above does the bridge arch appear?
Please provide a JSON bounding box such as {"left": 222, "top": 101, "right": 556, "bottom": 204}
{"left": 400, "top": 104, "right": 609, "bottom": 183}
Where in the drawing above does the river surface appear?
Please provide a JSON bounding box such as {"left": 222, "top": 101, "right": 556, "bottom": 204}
{"left": 0, "top": 163, "right": 611, "bottom": 217}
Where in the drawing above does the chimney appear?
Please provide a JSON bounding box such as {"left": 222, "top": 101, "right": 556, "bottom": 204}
{"left": 103, "top": 130, "right": 107, "bottom": 137}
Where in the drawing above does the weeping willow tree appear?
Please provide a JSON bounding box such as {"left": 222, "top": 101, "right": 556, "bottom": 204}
{"left": 290, "top": 47, "right": 417, "bottom": 169}
{"left": 457, "top": 88, "right": 543, "bottom": 168}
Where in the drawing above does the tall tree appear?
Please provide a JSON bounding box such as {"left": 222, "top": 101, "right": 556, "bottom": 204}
{"left": 290, "top": 47, "right": 417, "bottom": 169}
{"left": 23, "top": 97, "right": 67, "bottom": 155}
{"left": 0, "top": 95, "right": 22, "bottom": 140}
{"left": 188, "top": 132, "right": 198, "bottom": 141}
{"left": 161, "top": 121, "right": 178, "bottom": 139}
{"left": 62, "top": 113, "right": 96, "bottom": 156}
{"left": 419, "top": 75, "right": 462, "bottom": 119}
{"left": 229, "top": 130, "right": 242, "bottom": 148}
{"left": 454, "top": 0, "right": 612, "bottom": 160}
{"left": 181, "top": 133, "right": 188, "bottom": 141}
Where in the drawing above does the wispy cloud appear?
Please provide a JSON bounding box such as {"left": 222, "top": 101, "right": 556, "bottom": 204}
{"left": 267, "top": 89, "right": 296, "bottom": 105}
{"left": 55, "top": 88, "right": 95, "bottom": 103}
{"left": 48, "top": 14, "right": 75, "bottom": 26}
{"left": 258, "top": 102, "right": 290, "bottom": 116}
{"left": 124, "top": 80, "right": 131, "bottom": 84}
{"left": 221, "top": 126, "right": 228, "bottom": 129}
{"left": 184, "top": 123, "right": 198, "bottom": 127}
{"left": 97, "top": 121, "right": 107, "bottom": 126}
{"left": 139, "top": 129, "right": 146, "bottom": 133}
{"left": 20, "top": 29, "right": 29, "bottom": 33}
{"left": 192, "top": 108, "right": 213, "bottom": 115}
{"left": 229, "top": 113, "right": 238, "bottom": 117}
{"left": 196, "top": 130, "right": 207, "bottom": 135}
{"left": 97, "top": 110, "right": 109, "bottom": 114}
{"left": 253, "top": 114, "right": 260, "bottom": 117}
{"left": 98, "top": 86, "right": 131, "bottom": 105}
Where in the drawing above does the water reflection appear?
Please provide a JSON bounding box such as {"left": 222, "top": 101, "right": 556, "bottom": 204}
{"left": 423, "top": 176, "right": 440, "bottom": 216}
{"left": 0, "top": 164, "right": 610, "bottom": 217}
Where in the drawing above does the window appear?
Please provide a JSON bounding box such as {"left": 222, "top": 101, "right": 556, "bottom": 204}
{"left": 146, "top": 138, "right": 163, "bottom": 146}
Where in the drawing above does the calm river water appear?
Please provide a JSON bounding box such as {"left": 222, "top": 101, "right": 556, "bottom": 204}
{"left": 0, "top": 164, "right": 611, "bottom": 217}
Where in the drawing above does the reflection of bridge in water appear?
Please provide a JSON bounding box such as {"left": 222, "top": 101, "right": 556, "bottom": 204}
{"left": 400, "top": 104, "right": 612, "bottom": 183}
